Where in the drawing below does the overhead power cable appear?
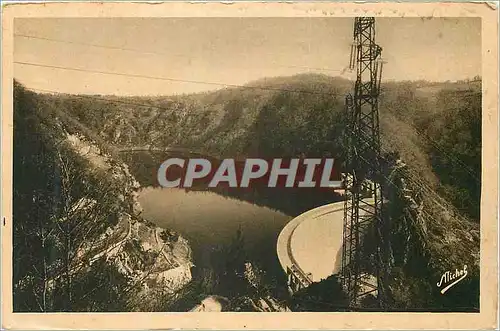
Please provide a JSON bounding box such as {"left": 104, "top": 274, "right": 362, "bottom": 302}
{"left": 15, "top": 61, "right": 346, "bottom": 96}
{"left": 17, "top": 61, "right": 480, "bottom": 186}
{"left": 14, "top": 33, "right": 348, "bottom": 74}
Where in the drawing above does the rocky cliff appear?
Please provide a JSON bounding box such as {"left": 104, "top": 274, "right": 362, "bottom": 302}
{"left": 12, "top": 82, "right": 193, "bottom": 312}
{"left": 65, "top": 133, "right": 194, "bottom": 306}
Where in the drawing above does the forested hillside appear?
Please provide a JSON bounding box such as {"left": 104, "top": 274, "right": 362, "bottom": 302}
{"left": 13, "top": 82, "right": 194, "bottom": 312}
{"left": 13, "top": 73, "right": 481, "bottom": 311}
{"left": 49, "top": 73, "right": 481, "bottom": 221}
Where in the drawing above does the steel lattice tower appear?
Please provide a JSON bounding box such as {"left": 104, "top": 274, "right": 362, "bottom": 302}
{"left": 341, "top": 17, "right": 390, "bottom": 309}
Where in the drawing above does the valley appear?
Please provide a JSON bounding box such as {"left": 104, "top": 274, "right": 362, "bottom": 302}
{"left": 12, "top": 73, "right": 481, "bottom": 311}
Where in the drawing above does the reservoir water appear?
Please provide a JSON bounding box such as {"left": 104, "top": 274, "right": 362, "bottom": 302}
{"left": 138, "top": 186, "right": 292, "bottom": 275}
{"left": 122, "top": 150, "right": 342, "bottom": 281}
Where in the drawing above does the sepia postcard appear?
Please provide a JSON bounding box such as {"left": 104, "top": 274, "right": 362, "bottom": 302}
{"left": 1, "top": 2, "right": 498, "bottom": 330}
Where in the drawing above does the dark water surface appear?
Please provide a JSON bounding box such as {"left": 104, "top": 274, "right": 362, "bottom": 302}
{"left": 121, "top": 150, "right": 342, "bottom": 276}
{"left": 138, "top": 187, "right": 291, "bottom": 273}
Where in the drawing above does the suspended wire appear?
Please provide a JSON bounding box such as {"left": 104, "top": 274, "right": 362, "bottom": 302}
{"left": 31, "top": 82, "right": 465, "bottom": 212}
{"left": 382, "top": 144, "right": 477, "bottom": 221}
{"left": 348, "top": 130, "right": 476, "bottom": 223}
{"left": 15, "top": 33, "right": 168, "bottom": 56}
{"left": 14, "top": 33, "right": 349, "bottom": 74}
{"left": 411, "top": 125, "right": 481, "bottom": 183}
{"left": 29, "top": 78, "right": 475, "bottom": 224}
{"left": 15, "top": 33, "right": 479, "bottom": 180}
{"left": 25, "top": 80, "right": 480, "bottom": 199}
{"left": 380, "top": 109, "right": 480, "bottom": 184}
{"left": 381, "top": 153, "right": 475, "bottom": 224}
{"left": 26, "top": 86, "right": 178, "bottom": 113}
{"left": 15, "top": 61, "right": 348, "bottom": 96}
{"left": 16, "top": 63, "right": 480, "bottom": 189}
{"left": 15, "top": 28, "right": 481, "bottom": 312}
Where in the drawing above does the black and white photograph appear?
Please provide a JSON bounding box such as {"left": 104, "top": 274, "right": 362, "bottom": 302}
{"left": 2, "top": 2, "right": 498, "bottom": 330}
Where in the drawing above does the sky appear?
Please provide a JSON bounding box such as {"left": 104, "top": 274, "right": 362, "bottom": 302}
{"left": 14, "top": 17, "right": 481, "bottom": 96}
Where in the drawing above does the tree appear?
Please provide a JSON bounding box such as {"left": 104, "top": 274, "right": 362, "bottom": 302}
{"left": 207, "top": 227, "right": 248, "bottom": 298}
{"left": 13, "top": 81, "right": 131, "bottom": 312}
{"left": 291, "top": 275, "right": 349, "bottom": 312}
{"left": 426, "top": 90, "right": 481, "bottom": 220}
{"left": 225, "top": 226, "right": 247, "bottom": 278}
